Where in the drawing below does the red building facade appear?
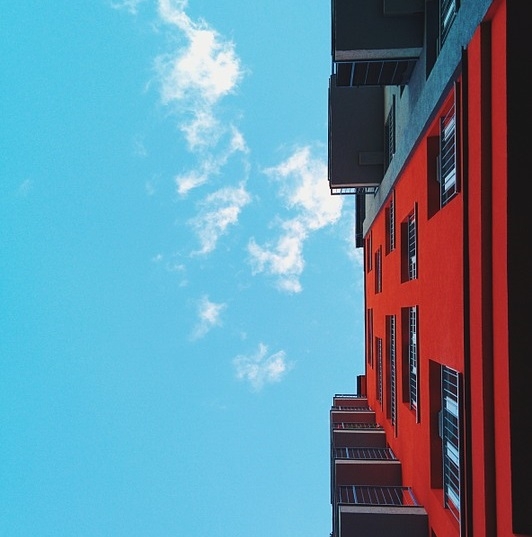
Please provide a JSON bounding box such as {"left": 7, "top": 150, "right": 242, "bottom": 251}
{"left": 328, "top": 1, "right": 532, "bottom": 536}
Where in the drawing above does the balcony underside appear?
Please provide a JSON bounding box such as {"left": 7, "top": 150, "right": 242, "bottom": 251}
{"left": 328, "top": 78, "right": 384, "bottom": 190}
{"left": 335, "top": 460, "right": 402, "bottom": 486}
{"left": 338, "top": 505, "right": 428, "bottom": 537}
{"left": 335, "top": 59, "right": 418, "bottom": 87}
{"left": 331, "top": 410, "right": 376, "bottom": 423}
{"left": 333, "top": 428, "right": 387, "bottom": 448}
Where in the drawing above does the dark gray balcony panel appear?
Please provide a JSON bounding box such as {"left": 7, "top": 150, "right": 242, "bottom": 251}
{"left": 383, "top": 0, "right": 425, "bottom": 16}
{"left": 328, "top": 76, "right": 384, "bottom": 190}
{"left": 338, "top": 505, "right": 428, "bottom": 537}
{"left": 332, "top": 0, "right": 424, "bottom": 62}
{"left": 332, "top": 427, "right": 387, "bottom": 448}
{"left": 331, "top": 409, "right": 376, "bottom": 424}
{"left": 335, "top": 459, "right": 403, "bottom": 486}
{"left": 335, "top": 59, "right": 417, "bottom": 87}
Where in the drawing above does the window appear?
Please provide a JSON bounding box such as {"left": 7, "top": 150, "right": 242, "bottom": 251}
{"left": 441, "top": 366, "right": 461, "bottom": 522}
{"left": 401, "top": 306, "right": 420, "bottom": 422}
{"left": 428, "top": 84, "right": 460, "bottom": 216}
{"left": 408, "top": 307, "right": 418, "bottom": 412}
{"left": 427, "top": 0, "right": 460, "bottom": 77}
{"left": 401, "top": 206, "right": 418, "bottom": 283}
{"left": 407, "top": 208, "right": 418, "bottom": 280}
{"left": 366, "top": 233, "right": 373, "bottom": 272}
{"left": 376, "top": 337, "right": 383, "bottom": 405}
{"left": 439, "top": 0, "right": 459, "bottom": 51}
{"left": 385, "top": 193, "right": 395, "bottom": 254}
{"left": 386, "top": 315, "right": 397, "bottom": 433}
{"left": 375, "top": 246, "right": 382, "bottom": 294}
{"left": 430, "top": 362, "right": 462, "bottom": 526}
{"left": 407, "top": 212, "right": 417, "bottom": 280}
{"left": 439, "top": 95, "right": 459, "bottom": 207}
{"left": 384, "top": 96, "right": 396, "bottom": 171}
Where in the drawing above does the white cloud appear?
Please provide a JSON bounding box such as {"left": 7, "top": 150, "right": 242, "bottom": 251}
{"left": 248, "top": 146, "right": 343, "bottom": 293}
{"left": 233, "top": 343, "right": 293, "bottom": 391}
{"left": 147, "top": 0, "right": 252, "bottom": 259}
{"left": 133, "top": 136, "right": 147, "bottom": 157}
{"left": 110, "top": 0, "right": 146, "bottom": 15}
{"left": 16, "top": 179, "right": 33, "bottom": 197}
{"left": 155, "top": 0, "right": 246, "bottom": 153}
{"left": 229, "top": 126, "right": 247, "bottom": 154}
{"left": 156, "top": 1, "right": 243, "bottom": 105}
{"left": 248, "top": 220, "right": 306, "bottom": 294}
{"left": 189, "top": 183, "right": 251, "bottom": 255}
{"left": 179, "top": 108, "right": 221, "bottom": 151}
{"left": 191, "top": 295, "right": 226, "bottom": 340}
{"left": 175, "top": 130, "right": 248, "bottom": 197}
{"left": 264, "top": 146, "right": 343, "bottom": 230}
{"left": 175, "top": 167, "right": 211, "bottom": 196}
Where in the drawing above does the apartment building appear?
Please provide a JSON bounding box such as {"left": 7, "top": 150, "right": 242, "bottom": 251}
{"left": 327, "top": 1, "right": 531, "bottom": 536}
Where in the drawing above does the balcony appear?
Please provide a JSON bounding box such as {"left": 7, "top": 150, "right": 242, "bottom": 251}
{"left": 334, "top": 486, "right": 428, "bottom": 537}
{"left": 329, "top": 396, "right": 428, "bottom": 537}
{"left": 331, "top": 405, "right": 376, "bottom": 424}
{"left": 333, "top": 447, "right": 403, "bottom": 486}
{"left": 332, "top": 394, "right": 369, "bottom": 406}
{"left": 328, "top": 77, "right": 384, "bottom": 193}
{"left": 332, "top": 0, "right": 424, "bottom": 86}
{"left": 332, "top": 422, "right": 386, "bottom": 448}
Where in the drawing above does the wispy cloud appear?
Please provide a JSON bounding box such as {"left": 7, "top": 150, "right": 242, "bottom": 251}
{"left": 133, "top": 136, "right": 148, "bottom": 158}
{"left": 248, "top": 221, "right": 306, "bottom": 293}
{"left": 154, "top": 0, "right": 248, "bottom": 196}
{"left": 110, "top": 0, "right": 146, "bottom": 15}
{"left": 16, "top": 179, "right": 33, "bottom": 197}
{"left": 157, "top": 0, "right": 243, "bottom": 108}
{"left": 151, "top": 253, "right": 189, "bottom": 286}
{"left": 233, "top": 343, "right": 293, "bottom": 391}
{"left": 191, "top": 295, "right": 226, "bottom": 340}
{"left": 248, "top": 146, "right": 343, "bottom": 293}
{"left": 188, "top": 183, "right": 251, "bottom": 256}
{"left": 175, "top": 126, "right": 249, "bottom": 196}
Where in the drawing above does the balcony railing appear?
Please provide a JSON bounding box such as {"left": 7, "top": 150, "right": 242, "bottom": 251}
{"left": 440, "top": 0, "right": 458, "bottom": 50}
{"left": 334, "top": 447, "right": 396, "bottom": 460}
{"left": 337, "top": 485, "right": 421, "bottom": 507}
{"left": 332, "top": 422, "right": 383, "bottom": 430}
{"left": 331, "top": 186, "right": 379, "bottom": 195}
{"left": 332, "top": 405, "right": 371, "bottom": 411}
{"left": 334, "top": 59, "right": 417, "bottom": 87}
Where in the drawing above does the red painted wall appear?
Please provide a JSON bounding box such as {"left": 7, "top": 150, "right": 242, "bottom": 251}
{"left": 362, "top": 1, "right": 513, "bottom": 535}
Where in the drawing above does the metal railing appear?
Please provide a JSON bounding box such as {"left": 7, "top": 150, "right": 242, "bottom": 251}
{"left": 333, "top": 59, "right": 417, "bottom": 87}
{"left": 334, "top": 447, "right": 397, "bottom": 460}
{"left": 332, "top": 422, "right": 382, "bottom": 430}
{"left": 440, "top": 0, "right": 458, "bottom": 50}
{"left": 332, "top": 406, "right": 372, "bottom": 411}
{"left": 331, "top": 186, "right": 379, "bottom": 196}
{"left": 439, "top": 101, "right": 457, "bottom": 206}
{"left": 337, "top": 485, "right": 421, "bottom": 507}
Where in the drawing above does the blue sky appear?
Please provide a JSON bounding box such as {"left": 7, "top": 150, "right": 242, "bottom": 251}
{"left": 0, "top": 1, "right": 365, "bottom": 536}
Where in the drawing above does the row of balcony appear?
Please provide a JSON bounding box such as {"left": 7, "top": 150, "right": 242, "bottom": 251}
{"left": 328, "top": 0, "right": 426, "bottom": 195}
{"left": 330, "top": 394, "right": 428, "bottom": 537}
